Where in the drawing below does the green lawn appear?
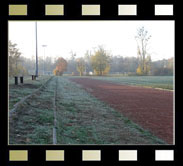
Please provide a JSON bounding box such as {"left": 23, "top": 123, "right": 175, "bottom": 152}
{"left": 86, "top": 76, "right": 174, "bottom": 90}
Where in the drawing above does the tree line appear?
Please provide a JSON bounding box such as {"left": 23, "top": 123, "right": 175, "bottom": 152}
{"left": 9, "top": 42, "right": 173, "bottom": 77}
{"left": 53, "top": 48, "right": 173, "bottom": 76}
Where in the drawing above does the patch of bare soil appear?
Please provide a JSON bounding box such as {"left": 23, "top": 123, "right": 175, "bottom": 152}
{"left": 70, "top": 78, "right": 174, "bottom": 144}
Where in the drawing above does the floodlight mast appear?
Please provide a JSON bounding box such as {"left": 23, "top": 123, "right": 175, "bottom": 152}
{"left": 35, "top": 21, "right": 38, "bottom": 77}
{"left": 42, "top": 45, "right": 47, "bottom": 75}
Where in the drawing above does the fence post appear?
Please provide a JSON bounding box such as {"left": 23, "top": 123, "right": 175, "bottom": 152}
{"left": 32, "top": 75, "right": 36, "bottom": 80}
{"left": 14, "top": 76, "right": 18, "bottom": 85}
{"left": 20, "top": 76, "right": 24, "bottom": 84}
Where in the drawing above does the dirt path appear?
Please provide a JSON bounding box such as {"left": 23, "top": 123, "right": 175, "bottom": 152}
{"left": 70, "top": 77, "right": 174, "bottom": 144}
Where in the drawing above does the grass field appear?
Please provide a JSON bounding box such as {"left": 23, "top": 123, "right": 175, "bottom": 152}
{"left": 85, "top": 76, "right": 174, "bottom": 90}
{"left": 9, "top": 76, "right": 165, "bottom": 145}
{"left": 9, "top": 76, "right": 55, "bottom": 144}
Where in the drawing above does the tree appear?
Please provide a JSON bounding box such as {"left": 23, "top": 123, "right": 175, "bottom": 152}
{"left": 151, "top": 57, "right": 173, "bottom": 76}
{"left": 91, "top": 46, "right": 111, "bottom": 76}
{"left": 167, "top": 57, "right": 173, "bottom": 71}
{"left": 135, "top": 27, "right": 152, "bottom": 75}
{"left": 8, "top": 40, "right": 28, "bottom": 76}
{"left": 136, "top": 66, "right": 143, "bottom": 75}
{"left": 53, "top": 57, "right": 67, "bottom": 76}
{"left": 76, "top": 58, "right": 85, "bottom": 76}
{"left": 84, "top": 50, "right": 93, "bottom": 74}
{"left": 102, "top": 64, "right": 110, "bottom": 75}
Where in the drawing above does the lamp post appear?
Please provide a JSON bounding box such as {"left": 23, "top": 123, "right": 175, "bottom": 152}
{"left": 42, "top": 45, "right": 47, "bottom": 75}
{"left": 35, "top": 21, "right": 38, "bottom": 77}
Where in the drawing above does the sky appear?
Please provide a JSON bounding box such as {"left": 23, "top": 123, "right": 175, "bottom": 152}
{"left": 8, "top": 21, "right": 174, "bottom": 61}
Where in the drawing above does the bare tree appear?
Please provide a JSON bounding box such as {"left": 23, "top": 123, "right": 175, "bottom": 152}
{"left": 135, "top": 27, "right": 151, "bottom": 75}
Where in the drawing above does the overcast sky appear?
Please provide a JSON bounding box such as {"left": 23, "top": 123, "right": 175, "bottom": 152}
{"left": 9, "top": 21, "right": 174, "bottom": 61}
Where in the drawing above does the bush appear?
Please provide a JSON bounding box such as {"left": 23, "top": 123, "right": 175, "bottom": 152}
{"left": 153, "top": 68, "right": 173, "bottom": 76}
